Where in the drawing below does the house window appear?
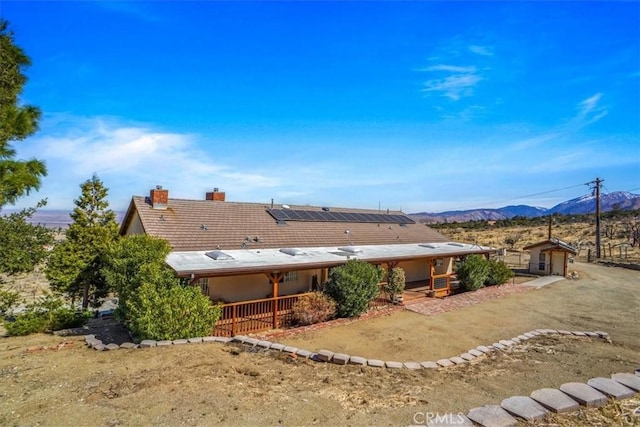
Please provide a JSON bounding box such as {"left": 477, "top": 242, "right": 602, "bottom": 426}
{"left": 538, "top": 253, "right": 546, "bottom": 271}
{"left": 281, "top": 271, "right": 298, "bottom": 283}
{"left": 196, "top": 278, "right": 209, "bottom": 295}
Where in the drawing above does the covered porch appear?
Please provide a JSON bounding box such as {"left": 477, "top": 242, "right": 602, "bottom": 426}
{"left": 166, "top": 242, "right": 495, "bottom": 336}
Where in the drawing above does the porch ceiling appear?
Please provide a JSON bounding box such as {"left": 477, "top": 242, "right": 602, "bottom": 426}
{"left": 166, "top": 242, "right": 494, "bottom": 277}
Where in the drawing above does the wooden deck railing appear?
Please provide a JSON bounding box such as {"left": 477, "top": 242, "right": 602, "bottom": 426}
{"left": 212, "top": 289, "right": 394, "bottom": 336}
{"left": 212, "top": 293, "right": 309, "bottom": 337}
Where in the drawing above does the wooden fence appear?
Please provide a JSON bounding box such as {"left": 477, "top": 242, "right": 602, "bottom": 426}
{"left": 212, "top": 290, "right": 393, "bottom": 336}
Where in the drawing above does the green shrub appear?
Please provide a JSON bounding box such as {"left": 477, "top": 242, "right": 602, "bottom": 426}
{"left": 455, "top": 254, "right": 490, "bottom": 291}
{"left": 485, "top": 259, "right": 514, "bottom": 286}
{"left": 4, "top": 311, "right": 47, "bottom": 336}
{"left": 0, "top": 288, "right": 20, "bottom": 316}
{"left": 292, "top": 292, "right": 336, "bottom": 326}
{"left": 4, "top": 294, "right": 90, "bottom": 336}
{"left": 128, "top": 282, "right": 222, "bottom": 341}
{"left": 324, "top": 260, "right": 384, "bottom": 318}
{"left": 383, "top": 267, "right": 406, "bottom": 303}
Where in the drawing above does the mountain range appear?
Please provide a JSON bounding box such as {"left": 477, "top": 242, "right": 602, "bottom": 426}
{"left": 410, "top": 191, "right": 640, "bottom": 223}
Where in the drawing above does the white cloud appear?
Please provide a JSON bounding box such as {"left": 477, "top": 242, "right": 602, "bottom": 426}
{"left": 575, "top": 93, "right": 607, "bottom": 124}
{"left": 17, "top": 115, "right": 280, "bottom": 209}
{"left": 421, "top": 72, "right": 483, "bottom": 100}
{"left": 469, "top": 45, "right": 493, "bottom": 56}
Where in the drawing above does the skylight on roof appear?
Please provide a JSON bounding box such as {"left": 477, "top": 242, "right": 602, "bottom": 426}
{"left": 447, "top": 242, "right": 465, "bottom": 247}
{"left": 338, "top": 246, "right": 363, "bottom": 254}
{"left": 419, "top": 244, "right": 438, "bottom": 249}
{"left": 279, "top": 248, "right": 307, "bottom": 256}
{"left": 205, "top": 250, "right": 234, "bottom": 261}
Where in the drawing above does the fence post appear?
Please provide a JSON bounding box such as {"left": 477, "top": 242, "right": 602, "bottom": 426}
{"left": 231, "top": 305, "right": 237, "bottom": 336}
{"left": 273, "top": 297, "right": 279, "bottom": 329}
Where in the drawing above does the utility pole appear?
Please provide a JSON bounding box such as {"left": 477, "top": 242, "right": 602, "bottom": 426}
{"left": 587, "top": 177, "right": 604, "bottom": 259}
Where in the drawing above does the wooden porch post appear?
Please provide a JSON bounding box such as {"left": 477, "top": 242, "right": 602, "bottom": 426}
{"left": 267, "top": 273, "right": 284, "bottom": 329}
{"left": 429, "top": 259, "right": 435, "bottom": 290}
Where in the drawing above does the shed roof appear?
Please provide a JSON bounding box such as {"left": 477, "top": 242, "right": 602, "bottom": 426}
{"left": 523, "top": 238, "right": 578, "bottom": 255}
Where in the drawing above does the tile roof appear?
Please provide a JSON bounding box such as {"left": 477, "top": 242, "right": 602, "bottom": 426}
{"left": 121, "top": 196, "right": 450, "bottom": 252}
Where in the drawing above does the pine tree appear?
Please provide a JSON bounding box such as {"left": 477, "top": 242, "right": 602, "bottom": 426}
{"left": 46, "top": 175, "right": 119, "bottom": 308}
{"left": 0, "top": 19, "right": 46, "bottom": 207}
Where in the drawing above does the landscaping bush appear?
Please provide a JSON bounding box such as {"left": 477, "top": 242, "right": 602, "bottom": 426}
{"left": 455, "top": 254, "right": 490, "bottom": 291}
{"left": 291, "top": 292, "right": 336, "bottom": 326}
{"left": 383, "top": 267, "right": 406, "bottom": 303}
{"left": 4, "top": 294, "right": 90, "bottom": 336}
{"left": 127, "top": 282, "right": 222, "bottom": 341}
{"left": 485, "top": 259, "right": 514, "bottom": 286}
{"left": 324, "top": 260, "right": 384, "bottom": 318}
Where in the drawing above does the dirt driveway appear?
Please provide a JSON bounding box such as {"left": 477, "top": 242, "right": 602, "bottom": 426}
{"left": 0, "top": 262, "right": 638, "bottom": 426}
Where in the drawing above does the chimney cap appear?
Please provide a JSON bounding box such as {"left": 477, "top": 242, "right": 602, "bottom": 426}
{"left": 155, "top": 185, "right": 163, "bottom": 190}
{"left": 213, "top": 187, "right": 219, "bottom": 192}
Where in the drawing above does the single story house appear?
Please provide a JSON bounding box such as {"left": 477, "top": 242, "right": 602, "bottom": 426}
{"left": 120, "top": 186, "right": 495, "bottom": 335}
{"left": 523, "top": 238, "right": 578, "bottom": 277}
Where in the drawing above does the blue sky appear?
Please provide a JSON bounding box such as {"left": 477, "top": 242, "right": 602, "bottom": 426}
{"left": 3, "top": 1, "right": 639, "bottom": 213}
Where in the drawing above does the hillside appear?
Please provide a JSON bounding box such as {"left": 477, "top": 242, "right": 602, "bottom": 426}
{"left": 412, "top": 191, "right": 640, "bottom": 223}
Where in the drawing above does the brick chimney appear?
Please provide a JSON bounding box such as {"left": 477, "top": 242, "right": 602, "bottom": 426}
{"left": 206, "top": 187, "right": 226, "bottom": 202}
{"left": 150, "top": 185, "right": 168, "bottom": 209}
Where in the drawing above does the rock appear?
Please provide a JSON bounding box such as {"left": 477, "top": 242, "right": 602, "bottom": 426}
{"left": 139, "top": 340, "right": 157, "bottom": 348}
{"left": 571, "top": 331, "right": 587, "bottom": 337}
{"left": 105, "top": 343, "right": 120, "bottom": 351}
{"left": 467, "top": 405, "right": 517, "bottom": 427}
{"left": 316, "top": 349, "right": 334, "bottom": 362}
{"left": 492, "top": 343, "right": 507, "bottom": 350}
{"left": 530, "top": 388, "right": 579, "bottom": 413}
{"left": 188, "top": 337, "right": 203, "bottom": 344}
{"left": 202, "top": 336, "right": 217, "bottom": 343}
{"left": 157, "top": 340, "right": 172, "bottom": 346}
{"left": 559, "top": 382, "right": 607, "bottom": 407}
{"left": 436, "top": 359, "right": 454, "bottom": 367}
{"left": 213, "top": 336, "right": 232, "bottom": 343}
{"left": 404, "top": 362, "right": 422, "bottom": 370}
{"left": 283, "top": 346, "right": 298, "bottom": 354}
{"left": 367, "top": 359, "right": 385, "bottom": 368}
{"left": 421, "top": 361, "right": 439, "bottom": 369}
{"left": 172, "top": 339, "right": 188, "bottom": 345}
{"left": 269, "top": 343, "right": 285, "bottom": 351}
{"left": 385, "top": 361, "right": 403, "bottom": 369}
{"left": 468, "top": 349, "right": 484, "bottom": 357}
{"left": 460, "top": 353, "right": 475, "bottom": 361}
{"left": 348, "top": 356, "right": 367, "bottom": 365}
{"left": 557, "top": 330, "right": 572, "bottom": 335}
{"left": 449, "top": 356, "right": 466, "bottom": 365}
{"left": 587, "top": 377, "right": 635, "bottom": 399}
{"left": 500, "top": 396, "right": 548, "bottom": 421}
{"left": 332, "top": 353, "right": 350, "bottom": 365}
{"left": 257, "top": 340, "right": 272, "bottom": 348}
{"left": 243, "top": 338, "right": 258, "bottom": 346}
{"left": 295, "top": 349, "right": 313, "bottom": 358}
{"left": 584, "top": 332, "right": 599, "bottom": 338}
{"left": 232, "top": 335, "right": 248, "bottom": 343}
{"left": 476, "top": 345, "right": 493, "bottom": 353}
{"left": 612, "top": 372, "right": 640, "bottom": 391}
{"left": 93, "top": 343, "right": 106, "bottom": 351}
{"left": 499, "top": 340, "right": 515, "bottom": 346}
{"left": 119, "top": 342, "right": 137, "bottom": 349}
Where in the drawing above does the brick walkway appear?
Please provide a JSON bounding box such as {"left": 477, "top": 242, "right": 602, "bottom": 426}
{"left": 405, "top": 282, "right": 533, "bottom": 317}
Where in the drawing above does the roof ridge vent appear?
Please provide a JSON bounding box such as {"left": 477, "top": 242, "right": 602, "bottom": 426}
{"left": 337, "top": 246, "right": 362, "bottom": 254}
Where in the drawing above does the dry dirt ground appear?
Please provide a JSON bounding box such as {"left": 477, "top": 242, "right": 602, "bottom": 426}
{"left": 1, "top": 262, "right": 638, "bottom": 426}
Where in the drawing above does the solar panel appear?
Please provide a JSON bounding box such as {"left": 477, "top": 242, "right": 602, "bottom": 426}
{"left": 266, "top": 209, "right": 415, "bottom": 224}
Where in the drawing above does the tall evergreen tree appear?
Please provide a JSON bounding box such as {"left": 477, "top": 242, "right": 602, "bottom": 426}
{"left": 0, "top": 19, "right": 46, "bottom": 207}
{"left": 46, "top": 175, "right": 119, "bottom": 308}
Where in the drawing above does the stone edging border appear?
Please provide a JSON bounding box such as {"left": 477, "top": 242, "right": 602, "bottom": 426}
{"left": 84, "top": 328, "right": 610, "bottom": 372}
{"left": 456, "top": 371, "right": 640, "bottom": 426}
